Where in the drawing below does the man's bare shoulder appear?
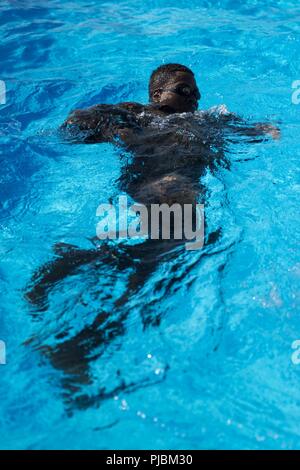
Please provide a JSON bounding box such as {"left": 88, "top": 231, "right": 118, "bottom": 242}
{"left": 117, "top": 102, "right": 146, "bottom": 112}
{"left": 86, "top": 101, "right": 147, "bottom": 115}
{"left": 61, "top": 102, "right": 148, "bottom": 143}
{"left": 64, "top": 102, "right": 146, "bottom": 125}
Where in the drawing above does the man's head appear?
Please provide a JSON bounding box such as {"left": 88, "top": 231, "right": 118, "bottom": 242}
{"left": 149, "top": 63, "right": 200, "bottom": 113}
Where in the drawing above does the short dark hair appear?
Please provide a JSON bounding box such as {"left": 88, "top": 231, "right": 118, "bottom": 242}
{"left": 149, "top": 63, "right": 194, "bottom": 101}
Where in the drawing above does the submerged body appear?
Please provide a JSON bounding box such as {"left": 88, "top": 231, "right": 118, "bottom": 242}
{"left": 62, "top": 100, "right": 273, "bottom": 208}
{"left": 25, "top": 64, "right": 279, "bottom": 409}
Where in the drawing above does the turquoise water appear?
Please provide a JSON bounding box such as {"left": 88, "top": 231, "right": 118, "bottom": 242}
{"left": 0, "top": 0, "right": 300, "bottom": 450}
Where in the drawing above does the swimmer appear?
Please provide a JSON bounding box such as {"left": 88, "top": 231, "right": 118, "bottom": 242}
{"left": 25, "top": 64, "right": 280, "bottom": 407}
{"left": 27, "top": 62, "right": 280, "bottom": 304}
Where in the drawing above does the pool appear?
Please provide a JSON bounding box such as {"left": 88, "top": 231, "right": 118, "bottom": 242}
{"left": 0, "top": 0, "right": 300, "bottom": 450}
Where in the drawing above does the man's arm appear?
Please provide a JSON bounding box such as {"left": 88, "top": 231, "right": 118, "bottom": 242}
{"left": 225, "top": 113, "right": 280, "bottom": 140}
{"left": 60, "top": 103, "right": 142, "bottom": 143}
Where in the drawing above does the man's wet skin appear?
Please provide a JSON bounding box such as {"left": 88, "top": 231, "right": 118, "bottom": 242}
{"left": 25, "top": 64, "right": 279, "bottom": 409}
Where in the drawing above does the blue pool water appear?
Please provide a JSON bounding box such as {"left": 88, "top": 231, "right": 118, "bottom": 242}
{"left": 0, "top": 0, "right": 300, "bottom": 450}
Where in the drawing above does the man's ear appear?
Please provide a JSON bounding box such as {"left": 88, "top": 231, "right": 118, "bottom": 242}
{"left": 152, "top": 89, "right": 162, "bottom": 103}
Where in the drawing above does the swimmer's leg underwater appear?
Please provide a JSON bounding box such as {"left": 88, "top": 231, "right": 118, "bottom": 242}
{"left": 24, "top": 230, "right": 223, "bottom": 411}
{"left": 23, "top": 238, "right": 186, "bottom": 410}
{"left": 24, "top": 225, "right": 221, "bottom": 312}
{"left": 24, "top": 238, "right": 180, "bottom": 309}
{"left": 24, "top": 241, "right": 135, "bottom": 309}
